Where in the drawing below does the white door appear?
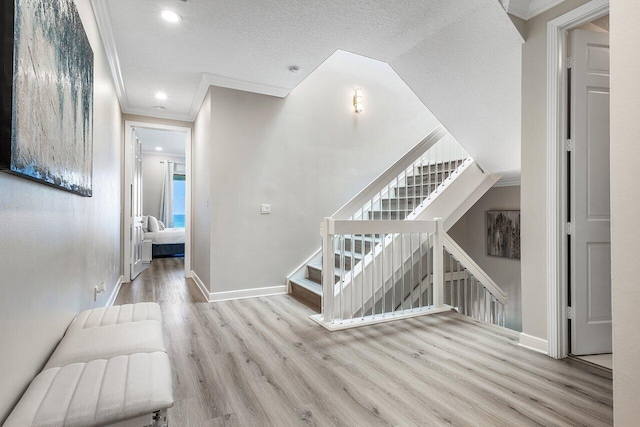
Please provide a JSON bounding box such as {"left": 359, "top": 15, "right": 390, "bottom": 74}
{"left": 570, "top": 29, "right": 611, "bottom": 355}
{"left": 131, "top": 133, "right": 145, "bottom": 280}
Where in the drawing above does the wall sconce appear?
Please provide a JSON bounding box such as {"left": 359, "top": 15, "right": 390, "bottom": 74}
{"left": 353, "top": 88, "right": 363, "bottom": 113}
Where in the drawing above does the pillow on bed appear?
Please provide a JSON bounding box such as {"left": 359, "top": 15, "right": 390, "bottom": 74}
{"left": 142, "top": 215, "right": 149, "bottom": 232}
{"left": 148, "top": 216, "right": 160, "bottom": 232}
{"left": 158, "top": 221, "right": 166, "bottom": 230}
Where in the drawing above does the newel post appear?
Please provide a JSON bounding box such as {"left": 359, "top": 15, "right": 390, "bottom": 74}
{"left": 321, "top": 218, "right": 334, "bottom": 323}
{"left": 433, "top": 218, "right": 444, "bottom": 308}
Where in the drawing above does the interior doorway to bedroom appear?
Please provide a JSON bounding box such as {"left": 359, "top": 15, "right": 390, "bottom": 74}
{"left": 123, "top": 121, "right": 192, "bottom": 283}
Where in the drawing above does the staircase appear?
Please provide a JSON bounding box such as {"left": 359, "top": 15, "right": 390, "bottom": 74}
{"left": 287, "top": 125, "right": 509, "bottom": 331}
{"left": 289, "top": 127, "right": 468, "bottom": 310}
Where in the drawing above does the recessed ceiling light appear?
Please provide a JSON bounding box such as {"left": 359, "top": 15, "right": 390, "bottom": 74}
{"left": 161, "top": 10, "right": 182, "bottom": 23}
{"left": 156, "top": 147, "right": 163, "bottom": 151}
{"left": 155, "top": 92, "right": 168, "bottom": 100}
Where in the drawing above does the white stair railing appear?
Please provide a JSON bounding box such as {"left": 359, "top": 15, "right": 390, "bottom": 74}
{"left": 312, "top": 218, "right": 449, "bottom": 330}
{"left": 442, "top": 233, "right": 507, "bottom": 326}
{"left": 312, "top": 220, "right": 509, "bottom": 330}
{"left": 332, "top": 125, "right": 471, "bottom": 222}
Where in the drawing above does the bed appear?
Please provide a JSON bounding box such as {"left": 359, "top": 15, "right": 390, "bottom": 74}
{"left": 144, "top": 226, "right": 185, "bottom": 258}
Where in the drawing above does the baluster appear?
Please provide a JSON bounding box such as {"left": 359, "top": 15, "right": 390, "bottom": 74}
{"left": 473, "top": 278, "right": 478, "bottom": 320}
{"left": 456, "top": 261, "right": 462, "bottom": 313}
{"left": 420, "top": 158, "right": 424, "bottom": 205}
{"left": 387, "top": 183, "right": 392, "bottom": 221}
{"left": 391, "top": 229, "right": 395, "bottom": 313}
{"left": 449, "top": 254, "right": 454, "bottom": 306}
{"left": 350, "top": 234, "right": 354, "bottom": 320}
{"left": 371, "top": 233, "right": 375, "bottom": 318}
{"left": 409, "top": 233, "right": 414, "bottom": 310}
{"left": 339, "top": 235, "right": 345, "bottom": 322}
{"left": 361, "top": 233, "right": 366, "bottom": 318}
{"left": 401, "top": 233, "right": 405, "bottom": 311}
{"left": 427, "top": 233, "right": 432, "bottom": 306}
{"left": 404, "top": 167, "right": 409, "bottom": 219}
{"left": 396, "top": 176, "right": 400, "bottom": 221}
{"left": 381, "top": 233, "right": 386, "bottom": 316}
{"left": 418, "top": 232, "right": 423, "bottom": 309}
{"left": 462, "top": 268, "right": 467, "bottom": 315}
{"left": 427, "top": 155, "right": 432, "bottom": 199}
{"left": 484, "top": 289, "right": 489, "bottom": 323}
{"left": 371, "top": 197, "right": 375, "bottom": 221}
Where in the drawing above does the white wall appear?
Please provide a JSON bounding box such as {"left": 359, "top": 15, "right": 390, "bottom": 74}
{"left": 198, "top": 50, "right": 441, "bottom": 294}
{"left": 192, "top": 89, "right": 212, "bottom": 290}
{"left": 611, "top": 1, "right": 640, "bottom": 424}
{"left": 0, "top": 0, "right": 122, "bottom": 422}
{"left": 449, "top": 186, "right": 522, "bottom": 331}
{"left": 142, "top": 153, "right": 185, "bottom": 220}
{"left": 520, "top": 0, "right": 591, "bottom": 342}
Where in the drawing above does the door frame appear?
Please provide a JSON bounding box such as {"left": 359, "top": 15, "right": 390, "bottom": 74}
{"left": 123, "top": 120, "right": 193, "bottom": 282}
{"left": 546, "top": 0, "right": 609, "bottom": 359}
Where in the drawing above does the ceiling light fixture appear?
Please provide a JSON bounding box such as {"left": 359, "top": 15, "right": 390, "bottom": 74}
{"left": 354, "top": 88, "right": 363, "bottom": 113}
{"left": 155, "top": 92, "right": 168, "bottom": 100}
{"left": 161, "top": 10, "right": 182, "bottom": 23}
{"left": 156, "top": 147, "right": 163, "bottom": 151}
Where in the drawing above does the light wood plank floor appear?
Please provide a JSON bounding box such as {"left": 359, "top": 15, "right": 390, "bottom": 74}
{"left": 116, "top": 258, "right": 613, "bottom": 427}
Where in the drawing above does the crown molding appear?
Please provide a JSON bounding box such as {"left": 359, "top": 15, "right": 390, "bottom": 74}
{"left": 90, "top": 0, "right": 129, "bottom": 110}
{"left": 121, "top": 105, "right": 195, "bottom": 123}
{"left": 502, "top": 0, "right": 567, "bottom": 20}
{"left": 502, "top": 0, "right": 530, "bottom": 20}
{"left": 186, "top": 73, "right": 291, "bottom": 121}
{"left": 528, "top": 0, "right": 568, "bottom": 19}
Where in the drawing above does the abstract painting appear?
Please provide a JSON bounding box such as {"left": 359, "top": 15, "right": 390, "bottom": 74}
{"left": 487, "top": 210, "right": 520, "bottom": 259}
{"left": 0, "top": 0, "right": 94, "bottom": 196}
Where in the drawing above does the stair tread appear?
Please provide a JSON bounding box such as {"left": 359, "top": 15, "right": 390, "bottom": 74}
{"left": 308, "top": 263, "right": 351, "bottom": 276}
{"left": 334, "top": 249, "right": 364, "bottom": 259}
{"left": 290, "top": 277, "right": 322, "bottom": 295}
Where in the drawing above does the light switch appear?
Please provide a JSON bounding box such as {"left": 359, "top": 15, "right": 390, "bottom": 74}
{"left": 261, "top": 204, "right": 271, "bottom": 214}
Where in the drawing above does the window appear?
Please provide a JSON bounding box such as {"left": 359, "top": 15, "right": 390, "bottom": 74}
{"left": 173, "top": 174, "right": 185, "bottom": 227}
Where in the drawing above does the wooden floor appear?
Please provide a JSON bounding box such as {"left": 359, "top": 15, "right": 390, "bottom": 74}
{"left": 116, "top": 258, "right": 613, "bottom": 427}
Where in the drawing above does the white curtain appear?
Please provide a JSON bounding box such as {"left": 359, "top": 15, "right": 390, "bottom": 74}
{"left": 159, "top": 161, "right": 174, "bottom": 228}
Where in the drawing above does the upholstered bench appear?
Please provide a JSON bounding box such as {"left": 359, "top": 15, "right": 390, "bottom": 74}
{"left": 4, "top": 303, "right": 174, "bottom": 427}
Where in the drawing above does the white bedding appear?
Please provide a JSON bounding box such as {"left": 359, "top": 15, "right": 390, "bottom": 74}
{"left": 144, "top": 228, "right": 185, "bottom": 245}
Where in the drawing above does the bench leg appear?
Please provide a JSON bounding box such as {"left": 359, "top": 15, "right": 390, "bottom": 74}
{"left": 149, "top": 409, "right": 168, "bottom": 427}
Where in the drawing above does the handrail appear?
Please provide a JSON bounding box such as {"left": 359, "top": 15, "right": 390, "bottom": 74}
{"left": 443, "top": 233, "right": 507, "bottom": 304}
{"left": 318, "top": 217, "right": 445, "bottom": 330}
{"left": 331, "top": 125, "right": 448, "bottom": 220}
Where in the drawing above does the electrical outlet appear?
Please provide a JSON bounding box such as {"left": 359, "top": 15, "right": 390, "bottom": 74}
{"left": 261, "top": 204, "right": 271, "bottom": 214}
{"left": 94, "top": 282, "right": 106, "bottom": 301}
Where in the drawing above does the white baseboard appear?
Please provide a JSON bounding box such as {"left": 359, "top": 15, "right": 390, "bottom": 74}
{"left": 519, "top": 332, "right": 549, "bottom": 355}
{"left": 190, "top": 271, "right": 211, "bottom": 302}
{"left": 106, "top": 275, "right": 124, "bottom": 307}
{"left": 210, "top": 285, "right": 288, "bottom": 303}
{"left": 189, "top": 272, "right": 288, "bottom": 303}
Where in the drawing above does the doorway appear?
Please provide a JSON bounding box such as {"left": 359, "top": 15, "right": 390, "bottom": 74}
{"left": 123, "top": 121, "right": 192, "bottom": 282}
{"left": 567, "top": 21, "right": 611, "bottom": 364}
{"left": 546, "top": 0, "right": 610, "bottom": 362}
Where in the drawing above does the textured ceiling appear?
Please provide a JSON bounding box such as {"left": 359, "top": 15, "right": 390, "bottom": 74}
{"left": 100, "top": 0, "right": 523, "bottom": 172}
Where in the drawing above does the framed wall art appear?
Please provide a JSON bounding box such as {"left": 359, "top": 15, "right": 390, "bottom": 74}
{"left": 487, "top": 210, "right": 521, "bottom": 259}
{"left": 1, "top": 0, "right": 94, "bottom": 196}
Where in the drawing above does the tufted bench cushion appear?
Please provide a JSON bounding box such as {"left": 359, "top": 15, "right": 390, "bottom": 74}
{"left": 44, "top": 320, "right": 166, "bottom": 370}
{"left": 66, "top": 303, "right": 162, "bottom": 334}
{"left": 4, "top": 352, "right": 173, "bottom": 427}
